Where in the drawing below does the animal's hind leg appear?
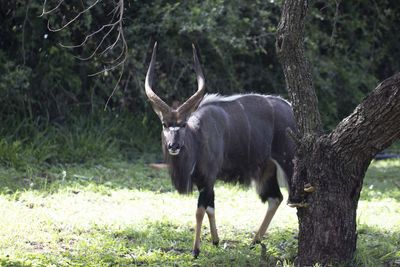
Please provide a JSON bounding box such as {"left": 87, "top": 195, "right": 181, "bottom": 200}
{"left": 251, "top": 160, "right": 283, "bottom": 245}
{"left": 251, "top": 197, "right": 282, "bottom": 245}
{"left": 206, "top": 206, "right": 219, "bottom": 246}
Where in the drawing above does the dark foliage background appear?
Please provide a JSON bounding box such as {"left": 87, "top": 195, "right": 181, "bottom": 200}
{"left": 0, "top": 0, "right": 399, "bottom": 166}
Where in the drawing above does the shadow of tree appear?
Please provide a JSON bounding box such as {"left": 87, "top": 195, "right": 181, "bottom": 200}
{"left": 0, "top": 258, "right": 29, "bottom": 267}
{"left": 0, "top": 162, "right": 174, "bottom": 196}
{"left": 356, "top": 224, "right": 400, "bottom": 266}
{"left": 1, "top": 159, "right": 398, "bottom": 201}
{"left": 57, "top": 220, "right": 298, "bottom": 266}
{"left": 11, "top": 220, "right": 395, "bottom": 266}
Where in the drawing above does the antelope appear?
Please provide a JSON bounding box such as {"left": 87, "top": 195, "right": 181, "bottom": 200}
{"left": 144, "top": 43, "right": 296, "bottom": 257}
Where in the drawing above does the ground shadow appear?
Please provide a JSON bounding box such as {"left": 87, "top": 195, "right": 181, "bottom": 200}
{"left": 0, "top": 161, "right": 174, "bottom": 196}
{"left": 2, "top": 159, "right": 399, "bottom": 200}
{"left": 58, "top": 220, "right": 298, "bottom": 266}
{"left": 4, "top": 219, "right": 397, "bottom": 266}
{"left": 356, "top": 224, "right": 400, "bottom": 266}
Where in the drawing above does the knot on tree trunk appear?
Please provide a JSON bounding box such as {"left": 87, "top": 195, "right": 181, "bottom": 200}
{"left": 287, "top": 134, "right": 317, "bottom": 206}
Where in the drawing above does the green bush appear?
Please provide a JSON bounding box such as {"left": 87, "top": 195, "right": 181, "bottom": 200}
{"left": 0, "top": 113, "right": 161, "bottom": 169}
{"left": 1, "top": 0, "right": 399, "bottom": 168}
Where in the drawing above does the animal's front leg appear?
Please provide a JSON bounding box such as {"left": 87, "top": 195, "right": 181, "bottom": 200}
{"left": 193, "top": 206, "right": 205, "bottom": 258}
{"left": 193, "top": 186, "right": 219, "bottom": 257}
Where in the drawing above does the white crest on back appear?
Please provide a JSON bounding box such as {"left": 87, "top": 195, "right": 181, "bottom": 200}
{"left": 198, "top": 93, "right": 292, "bottom": 107}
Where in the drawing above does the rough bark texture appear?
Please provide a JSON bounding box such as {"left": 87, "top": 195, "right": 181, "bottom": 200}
{"left": 276, "top": 0, "right": 400, "bottom": 265}
{"left": 275, "top": 0, "right": 322, "bottom": 204}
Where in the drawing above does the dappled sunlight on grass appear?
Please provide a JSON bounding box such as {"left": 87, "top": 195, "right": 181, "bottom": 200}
{"left": 0, "top": 159, "right": 399, "bottom": 266}
{"left": 214, "top": 184, "right": 297, "bottom": 232}
{"left": 0, "top": 185, "right": 297, "bottom": 266}
{"left": 358, "top": 199, "right": 400, "bottom": 230}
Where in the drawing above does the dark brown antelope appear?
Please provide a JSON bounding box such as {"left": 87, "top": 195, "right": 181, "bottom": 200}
{"left": 144, "top": 43, "right": 296, "bottom": 257}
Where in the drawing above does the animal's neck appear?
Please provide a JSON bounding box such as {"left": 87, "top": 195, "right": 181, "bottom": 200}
{"left": 166, "top": 129, "right": 199, "bottom": 194}
{"left": 167, "top": 129, "right": 198, "bottom": 168}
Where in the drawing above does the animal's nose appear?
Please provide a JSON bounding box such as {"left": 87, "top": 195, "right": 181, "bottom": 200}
{"left": 168, "top": 143, "right": 180, "bottom": 150}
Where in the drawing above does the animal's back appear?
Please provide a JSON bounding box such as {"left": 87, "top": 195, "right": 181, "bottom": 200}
{"left": 196, "top": 94, "right": 293, "bottom": 184}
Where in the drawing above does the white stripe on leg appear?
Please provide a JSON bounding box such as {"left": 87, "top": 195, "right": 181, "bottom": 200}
{"left": 206, "top": 207, "right": 219, "bottom": 245}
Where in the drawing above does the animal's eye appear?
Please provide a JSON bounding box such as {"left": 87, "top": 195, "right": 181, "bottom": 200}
{"left": 181, "top": 122, "right": 187, "bottom": 128}
{"left": 162, "top": 123, "right": 167, "bottom": 128}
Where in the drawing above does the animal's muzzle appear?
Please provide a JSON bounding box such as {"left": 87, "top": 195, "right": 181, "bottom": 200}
{"left": 167, "top": 142, "right": 181, "bottom": 156}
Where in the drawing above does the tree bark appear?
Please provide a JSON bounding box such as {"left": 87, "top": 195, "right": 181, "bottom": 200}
{"left": 276, "top": 0, "right": 400, "bottom": 265}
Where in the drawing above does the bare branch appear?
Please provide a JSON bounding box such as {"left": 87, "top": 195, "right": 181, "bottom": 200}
{"left": 88, "top": 53, "right": 127, "bottom": 76}
{"left": 104, "top": 62, "right": 125, "bottom": 110}
{"left": 101, "top": 37, "right": 127, "bottom": 65}
{"left": 47, "top": 0, "right": 101, "bottom": 32}
{"left": 99, "top": 31, "right": 121, "bottom": 56}
{"left": 59, "top": 22, "right": 117, "bottom": 49}
{"left": 39, "top": 0, "right": 64, "bottom": 17}
{"left": 74, "top": 24, "right": 116, "bottom": 61}
{"left": 329, "top": 72, "right": 400, "bottom": 159}
{"left": 42, "top": 0, "right": 129, "bottom": 108}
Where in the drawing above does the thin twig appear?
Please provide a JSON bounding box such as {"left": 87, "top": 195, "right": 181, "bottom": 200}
{"left": 47, "top": 0, "right": 101, "bottom": 32}
{"left": 89, "top": 53, "right": 127, "bottom": 76}
{"left": 74, "top": 24, "right": 116, "bottom": 60}
{"left": 99, "top": 31, "right": 121, "bottom": 56}
{"left": 42, "top": 0, "right": 128, "bottom": 110}
{"left": 104, "top": 62, "right": 125, "bottom": 110}
{"left": 39, "top": 0, "right": 64, "bottom": 17}
{"left": 59, "top": 22, "right": 117, "bottom": 48}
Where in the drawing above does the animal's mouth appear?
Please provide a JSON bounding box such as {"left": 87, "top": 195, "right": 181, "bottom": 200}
{"left": 168, "top": 148, "right": 181, "bottom": 156}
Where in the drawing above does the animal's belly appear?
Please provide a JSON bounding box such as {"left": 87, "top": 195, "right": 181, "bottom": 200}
{"left": 217, "top": 165, "right": 260, "bottom": 186}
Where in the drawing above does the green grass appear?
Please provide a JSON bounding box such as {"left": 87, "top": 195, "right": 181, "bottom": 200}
{"left": 0, "top": 159, "right": 399, "bottom": 266}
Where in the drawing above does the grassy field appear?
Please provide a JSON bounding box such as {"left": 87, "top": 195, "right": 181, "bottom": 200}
{"left": 0, "top": 159, "right": 399, "bottom": 266}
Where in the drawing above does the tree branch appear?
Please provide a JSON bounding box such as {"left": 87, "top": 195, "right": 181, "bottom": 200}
{"left": 46, "top": 0, "right": 101, "bottom": 32}
{"left": 329, "top": 72, "right": 400, "bottom": 160}
{"left": 39, "top": 0, "right": 64, "bottom": 17}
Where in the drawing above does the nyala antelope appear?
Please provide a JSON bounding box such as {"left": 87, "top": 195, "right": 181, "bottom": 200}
{"left": 144, "top": 43, "right": 296, "bottom": 257}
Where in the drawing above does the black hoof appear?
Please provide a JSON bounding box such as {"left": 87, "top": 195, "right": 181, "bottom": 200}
{"left": 192, "top": 248, "right": 200, "bottom": 258}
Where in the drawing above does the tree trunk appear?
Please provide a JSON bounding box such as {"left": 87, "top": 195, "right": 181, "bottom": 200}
{"left": 276, "top": 0, "right": 400, "bottom": 265}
